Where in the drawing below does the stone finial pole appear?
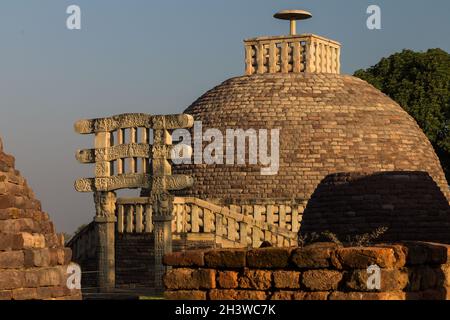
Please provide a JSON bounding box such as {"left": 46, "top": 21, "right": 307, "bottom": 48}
{"left": 274, "top": 10, "right": 312, "bottom": 36}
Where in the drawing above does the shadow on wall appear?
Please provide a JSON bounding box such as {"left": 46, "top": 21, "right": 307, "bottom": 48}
{"left": 300, "top": 171, "right": 450, "bottom": 244}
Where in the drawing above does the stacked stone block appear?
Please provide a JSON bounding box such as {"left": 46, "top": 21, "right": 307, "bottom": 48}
{"left": 163, "top": 242, "right": 450, "bottom": 300}
{"left": 0, "top": 138, "right": 81, "bottom": 300}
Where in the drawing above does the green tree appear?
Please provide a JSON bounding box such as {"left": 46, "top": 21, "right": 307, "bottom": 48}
{"left": 354, "top": 49, "right": 450, "bottom": 181}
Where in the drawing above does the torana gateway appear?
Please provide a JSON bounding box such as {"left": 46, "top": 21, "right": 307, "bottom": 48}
{"left": 68, "top": 10, "right": 450, "bottom": 296}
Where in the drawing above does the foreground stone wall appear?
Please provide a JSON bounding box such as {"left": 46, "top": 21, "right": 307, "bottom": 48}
{"left": 163, "top": 242, "right": 450, "bottom": 300}
{"left": 0, "top": 138, "right": 81, "bottom": 300}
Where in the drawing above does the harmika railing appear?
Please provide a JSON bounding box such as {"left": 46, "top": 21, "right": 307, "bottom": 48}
{"left": 244, "top": 34, "right": 341, "bottom": 75}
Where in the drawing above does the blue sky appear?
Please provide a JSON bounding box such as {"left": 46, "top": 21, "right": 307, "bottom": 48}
{"left": 0, "top": 0, "right": 449, "bottom": 233}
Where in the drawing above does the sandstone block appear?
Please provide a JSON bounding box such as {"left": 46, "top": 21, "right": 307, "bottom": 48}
{"left": 217, "top": 271, "right": 239, "bottom": 289}
{"left": 164, "top": 290, "right": 207, "bottom": 300}
{"left": 292, "top": 291, "right": 329, "bottom": 300}
{"left": 38, "top": 268, "right": 63, "bottom": 287}
{"left": 273, "top": 271, "right": 300, "bottom": 289}
{"left": 329, "top": 291, "right": 406, "bottom": 300}
{"left": 0, "top": 218, "right": 38, "bottom": 233}
{"left": 246, "top": 248, "right": 291, "bottom": 269}
{"left": 163, "top": 250, "right": 205, "bottom": 267}
{"left": 209, "top": 289, "right": 267, "bottom": 300}
{"left": 0, "top": 290, "right": 12, "bottom": 300}
{"left": 292, "top": 246, "right": 333, "bottom": 269}
{"left": 164, "top": 268, "right": 216, "bottom": 290}
{"left": 0, "top": 270, "right": 24, "bottom": 290}
{"left": 302, "top": 270, "right": 343, "bottom": 291}
{"left": 12, "top": 288, "right": 37, "bottom": 300}
{"left": 239, "top": 269, "right": 272, "bottom": 290}
{"left": 0, "top": 251, "right": 24, "bottom": 269}
{"left": 205, "top": 249, "right": 246, "bottom": 268}
{"left": 36, "top": 286, "right": 65, "bottom": 300}
{"left": 345, "top": 269, "right": 408, "bottom": 292}
{"left": 334, "top": 247, "right": 396, "bottom": 269}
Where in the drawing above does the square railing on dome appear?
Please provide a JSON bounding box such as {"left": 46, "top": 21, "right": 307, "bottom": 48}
{"left": 244, "top": 34, "right": 341, "bottom": 75}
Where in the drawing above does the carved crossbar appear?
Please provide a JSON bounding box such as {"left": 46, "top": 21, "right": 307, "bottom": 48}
{"left": 74, "top": 113, "right": 194, "bottom": 193}
{"left": 75, "top": 174, "right": 194, "bottom": 193}
{"left": 74, "top": 113, "right": 194, "bottom": 134}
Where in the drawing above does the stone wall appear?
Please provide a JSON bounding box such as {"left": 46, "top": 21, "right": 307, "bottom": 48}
{"left": 163, "top": 242, "right": 450, "bottom": 300}
{"left": 0, "top": 137, "right": 81, "bottom": 300}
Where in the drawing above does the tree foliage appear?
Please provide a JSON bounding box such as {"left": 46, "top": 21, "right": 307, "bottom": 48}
{"left": 354, "top": 49, "right": 450, "bottom": 180}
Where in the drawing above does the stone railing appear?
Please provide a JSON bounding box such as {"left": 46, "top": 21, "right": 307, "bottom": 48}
{"left": 115, "top": 197, "right": 300, "bottom": 248}
{"left": 164, "top": 242, "right": 450, "bottom": 300}
{"left": 68, "top": 222, "right": 97, "bottom": 262}
{"left": 244, "top": 33, "right": 341, "bottom": 75}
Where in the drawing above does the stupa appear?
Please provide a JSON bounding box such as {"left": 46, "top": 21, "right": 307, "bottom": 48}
{"left": 174, "top": 10, "right": 450, "bottom": 242}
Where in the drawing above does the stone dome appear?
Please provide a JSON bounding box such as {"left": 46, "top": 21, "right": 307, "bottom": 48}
{"left": 174, "top": 73, "right": 450, "bottom": 205}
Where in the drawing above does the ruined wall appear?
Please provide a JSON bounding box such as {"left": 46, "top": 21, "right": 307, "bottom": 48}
{"left": 301, "top": 171, "right": 450, "bottom": 244}
{"left": 0, "top": 138, "right": 81, "bottom": 300}
{"left": 163, "top": 242, "right": 450, "bottom": 300}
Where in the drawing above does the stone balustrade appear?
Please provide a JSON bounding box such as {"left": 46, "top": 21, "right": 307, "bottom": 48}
{"left": 115, "top": 197, "right": 302, "bottom": 248}
{"left": 244, "top": 34, "right": 341, "bottom": 75}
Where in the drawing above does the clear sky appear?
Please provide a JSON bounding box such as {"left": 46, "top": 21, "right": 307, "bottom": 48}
{"left": 0, "top": 0, "right": 449, "bottom": 234}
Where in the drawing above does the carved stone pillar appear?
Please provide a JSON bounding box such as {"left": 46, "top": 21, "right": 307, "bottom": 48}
{"left": 152, "top": 192, "right": 174, "bottom": 291}
{"left": 94, "top": 191, "right": 117, "bottom": 292}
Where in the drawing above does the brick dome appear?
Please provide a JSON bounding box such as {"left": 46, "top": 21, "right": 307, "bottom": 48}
{"left": 174, "top": 73, "right": 450, "bottom": 204}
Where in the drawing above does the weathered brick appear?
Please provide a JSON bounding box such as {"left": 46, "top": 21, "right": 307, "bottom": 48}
{"left": 0, "top": 218, "right": 38, "bottom": 233}
{"left": 302, "top": 270, "right": 343, "bottom": 291}
{"left": 0, "top": 290, "right": 12, "bottom": 300}
{"left": 0, "top": 270, "right": 24, "bottom": 290}
{"left": 293, "top": 292, "right": 329, "bottom": 300}
{"left": 163, "top": 250, "right": 205, "bottom": 267}
{"left": 291, "top": 245, "right": 333, "bottom": 269}
{"left": 217, "top": 271, "right": 238, "bottom": 289}
{"left": 164, "top": 290, "right": 207, "bottom": 300}
{"left": 0, "top": 208, "right": 23, "bottom": 220}
{"left": 329, "top": 291, "right": 406, "bottom": 300}
{"left": 209, "top": 289, "right": 236, "bottom": 300}
{"left": 38, "top": 268, "right": 63, "bottom": 287}
{"left": 334, "top": 247, "right": 396, "bottom": 269}
{"left": 164, "top": 268, "right": 216, "bottom": 290}
{"left": 36, "top": 286, "right": 65, "bottom": 300}
{"left": 205, "top": 249, "right": 246, "bottom": 268}
{"left": 0, "top": 251, "right": 24, "bottom": 268}
{"left": 209, "top": 290, "right": 266, "bottom": 300}
{"left": 345, "top": 269, "right": 408, "bottom": 292}
{"left": 24, "top": 249, "right": 51, "bottom": 267}
{"left": 239, "top": 269, "right": 272, "bottom": 290}
{"left": 273, "top": 271, "right": 300, "bottom": 289}
{"left": 246, "top": 248, "right": 291, "bottom": 269}
{"left": 12, "top": 288, "right": 37, "bottom": 300}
